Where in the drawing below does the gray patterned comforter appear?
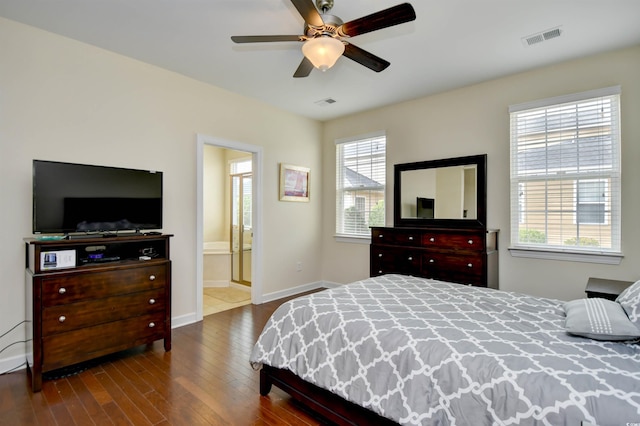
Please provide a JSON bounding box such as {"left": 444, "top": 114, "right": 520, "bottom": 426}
{"left": 250, "top": 274, "right": 640, "bottom": 425}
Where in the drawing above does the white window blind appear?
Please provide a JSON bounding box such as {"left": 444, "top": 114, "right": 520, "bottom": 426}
{"left": 509, "top": 86, "right": 621, "bottom": 256}
{"left": 336, "top": 132, "right": 386, "bottom": 237}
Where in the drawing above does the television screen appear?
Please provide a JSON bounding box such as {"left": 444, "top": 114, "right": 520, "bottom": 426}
{"left": 33, "top": 160, "right": 163, "bottom": 234}
{"left": 417, "top": 197, "right": 434, "bottom": 219}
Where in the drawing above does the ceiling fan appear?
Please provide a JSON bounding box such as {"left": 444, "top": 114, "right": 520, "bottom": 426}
{"left": 231, "top": 0, "right": 416, "bottom": 78}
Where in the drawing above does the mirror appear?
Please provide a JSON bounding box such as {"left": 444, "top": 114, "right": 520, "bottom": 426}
{"left": 394, "top": 154, "right": 487, "bottom": 228}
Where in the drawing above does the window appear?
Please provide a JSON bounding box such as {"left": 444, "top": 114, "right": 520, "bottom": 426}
{"left": 509, "top": 86, "right": 621, "bottom": 261}
{"left": 336, "top": 132, "right": 386, "bottom": 238}
{"left": 576, "top": 179, "right": 606, "bottom": 225}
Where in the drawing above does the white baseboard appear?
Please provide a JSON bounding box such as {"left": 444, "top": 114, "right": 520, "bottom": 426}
{"left": 230, "top": 282, "right": 251, "bottom": 291}
{"left": 0, "top": 353, "right": 26, "bottom": 374}
{"left": 203, "top": 280, "right": 231, "bottom": 288}
{"left": 171, "top": 312, "right": 199, "bottom": 329}
{"left": 260, "top": 280, "right": 338, "bottom": 303}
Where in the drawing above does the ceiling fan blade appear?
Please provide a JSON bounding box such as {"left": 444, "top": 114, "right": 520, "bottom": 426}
{"left": 290, "top": 0, "right": 324, "bottom": 27}
{"left": 342, "top": 43, "right": 390, "bottom": 72}
{"left": 338, "top": 3, "right": 416, "bottom": 37}
{"left": 231, "top": 35, "right": 303, "bottom": 43}
{"left": 293, "top": 57, "right": 314, "bottom": 78}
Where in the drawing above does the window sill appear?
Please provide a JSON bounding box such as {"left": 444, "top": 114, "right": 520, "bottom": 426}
{"left": 508, "top": 247, "right": 623, "bottom": 265}
{"left": 334, "top": 234, "right": 371, "bottom": 244}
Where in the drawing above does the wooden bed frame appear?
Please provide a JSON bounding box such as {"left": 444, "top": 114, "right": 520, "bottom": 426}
{"left": 260, "top": 364, "right": 398, "bottom": 426}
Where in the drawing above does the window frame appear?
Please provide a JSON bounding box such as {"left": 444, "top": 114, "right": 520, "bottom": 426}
{"left": 508, "top": 86, "right": 622, "bottom": 264}
{"left": 335, "top": 131, "right": 386, "bottom": 242}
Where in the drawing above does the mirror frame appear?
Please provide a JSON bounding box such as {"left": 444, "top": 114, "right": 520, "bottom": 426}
{"left": 393, "top": 154, "right": 487, "bottom": 229}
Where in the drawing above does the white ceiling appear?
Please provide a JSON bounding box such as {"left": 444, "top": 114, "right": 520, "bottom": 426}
{"left": 2, "top": 0, "right": 639, "bottom": 121}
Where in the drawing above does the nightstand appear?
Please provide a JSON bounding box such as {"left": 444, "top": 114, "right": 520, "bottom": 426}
{"left": 585, "top": 277, "right": 633, "bottom": 301}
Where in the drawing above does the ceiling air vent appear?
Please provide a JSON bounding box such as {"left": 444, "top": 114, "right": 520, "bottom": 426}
{"left": 522, "top": 26, "right": 563, "bottom": 47}
{"left": 314, "top": 98, "right": 337, "bottom": 106}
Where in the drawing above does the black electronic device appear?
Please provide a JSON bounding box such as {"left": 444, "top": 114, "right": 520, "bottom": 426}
{"left": 33, "top": 160, "right": 163, "bottom": 235}
{"left": 416, "top": 197, "right": 434, "bottom": 219}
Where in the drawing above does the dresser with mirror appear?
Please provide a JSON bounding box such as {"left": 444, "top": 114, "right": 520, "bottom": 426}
{"left": 370, "top": 154, "right": 498, "bottom": 288}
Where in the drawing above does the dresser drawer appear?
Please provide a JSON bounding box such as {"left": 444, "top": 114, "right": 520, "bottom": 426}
{"left": 371, "top": 228, "right": 423, "bottom": 247}
{"left": 42, "top": 312, "right": 167, "bottom": 371}
{"left": 42, "top": 288, "right": 165, "bottom": 336}
{"left": 371, "top": 246, "right": 421, "bottom": 275}
{"left": 422, "top": 252, "right": 484, "bottom": 280}
{"left": 41, "top": 263, "right": 168, "bottom": 307}
{"left": 421, "top": 231, "right": 485, "bottom": 251}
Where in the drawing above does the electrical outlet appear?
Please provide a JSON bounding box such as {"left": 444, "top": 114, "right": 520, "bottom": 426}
{"left": 296, "top": 261, "right": 303, "bottom": 272}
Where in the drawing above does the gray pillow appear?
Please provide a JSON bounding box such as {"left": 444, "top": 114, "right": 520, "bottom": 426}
{"left": 616, "top": 279, "right": 640, "bottom": 328}
{"left": 564, "top": 298, "right": 640, "bottom": 341}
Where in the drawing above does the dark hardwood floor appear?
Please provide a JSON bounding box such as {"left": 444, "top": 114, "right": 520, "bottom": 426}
{"left": 0, "top": 291, "right": 330, "bottom": 425}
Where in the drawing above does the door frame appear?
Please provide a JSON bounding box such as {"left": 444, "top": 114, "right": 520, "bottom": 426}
{"left": 196, "top": 134, "right": 264, "bottom": 321}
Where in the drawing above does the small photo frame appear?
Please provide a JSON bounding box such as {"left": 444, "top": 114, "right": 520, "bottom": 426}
{"left": 279, "top": 163, "right": 310, "bottom": 202}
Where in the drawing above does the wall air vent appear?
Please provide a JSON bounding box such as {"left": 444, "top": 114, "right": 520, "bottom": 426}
{"left": 522, "top": 26, "right": 563, "bottom": 47}
{"left": 314, "top": 98, "right": 337, "bottom": 106}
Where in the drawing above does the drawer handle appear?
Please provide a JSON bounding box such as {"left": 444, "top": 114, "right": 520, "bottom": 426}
{"left": 58, "top": 287, "right": 66, "bottom": 295}
{"left": 149, "top": 322, "right": 156, "bottom": 328}
{"left": 468, "top": 239, "right": 474, "bottom": 244}
{"left": 429, "top": 259, "right": 435, "bottom": 263}
{"left": 407, "top": 256, "right": 413, "bottom": 261}
{"left": 149, "top": 298, "right": 156, "bottom": 305}
{"left": 408, "top": 236, "right": 414, "bottom": 240}
{"left": 379, "top": 234, "right": 384, "bottom": 238}
{"left": 467, "top": 263, "right": 473, "bottom": 268}
{"left": 58, "top": 315, "right": 66, "bottom": 323}
{"left": 429, "top": 237, "right": 435, "bottom": 242}
{"left": 378, "top": 253, "right": 382, "bottom": 257}
{"left": 149, "top": 275, "right": 156, "bottom": 281}
{"left": 378, "top": 270, "right": 383, "bottom": 274}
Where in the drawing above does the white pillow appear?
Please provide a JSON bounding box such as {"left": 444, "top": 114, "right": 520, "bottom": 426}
{"left": 564, "top": 298, "right": 640, "bottom": 341}
{"left": 616, "top": 279, "right": 640, "bottom": 328}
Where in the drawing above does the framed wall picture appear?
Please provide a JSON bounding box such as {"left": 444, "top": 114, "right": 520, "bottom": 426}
{"left": 279, "top": 163, "right": 310, "bottom": 202}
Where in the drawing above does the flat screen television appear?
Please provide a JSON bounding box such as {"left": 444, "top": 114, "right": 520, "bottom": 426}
{"left": 33, "top": 160, "right": 163, "bottom": 235}
{"left": 417, "top": 197, "right": 434, "bottom": 219}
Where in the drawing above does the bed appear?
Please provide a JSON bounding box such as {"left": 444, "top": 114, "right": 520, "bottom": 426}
{"left": 250, "top": 274, "right": 640, "bottom": 425}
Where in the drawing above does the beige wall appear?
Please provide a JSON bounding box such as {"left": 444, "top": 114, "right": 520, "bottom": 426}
{"left": 0, "top": 18, "right": 323, "bottom": 366}
{"left": 322, "top": 45, "right": 640, "bottom": 300}
{"left": 203, "top": 145, "right": 227, "bottom": 242}
{"left": 2, "top": 14, "right": 639, "bottom": 369}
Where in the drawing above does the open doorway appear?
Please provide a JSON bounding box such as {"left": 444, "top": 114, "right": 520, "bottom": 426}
{"left": 196, "top": 134, "right": 263, "bottom": 321}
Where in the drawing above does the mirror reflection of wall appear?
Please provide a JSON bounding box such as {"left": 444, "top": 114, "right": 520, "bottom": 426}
{"left": 401, "top": 169, "right": 435, "bottom": 217}
{"left": 435, "top": 166, "right": 464, "bottom": 218}
{"left": 399, "top": 165, "right": 477, "bottom": 220}
{"left": 463, "top": 167, "right": 477, "bottom": 219}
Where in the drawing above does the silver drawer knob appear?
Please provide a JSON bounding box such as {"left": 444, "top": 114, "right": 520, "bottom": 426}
{"left": 58, "top": 287, "right": 66, "bottom": 294}
{"left": 408, "top": 236, "right": 414, "bottom": 240}
{"left": 379, "top": 234, "right": 384, "bottom": 238}
{"left": 58, "top": 315, "right": 66, "bottom": 323}
{"left": 430, "top": 237, "right": 435, "bottom": 242}
{"left": 408, "top": 256, "right": 413, "bottom": 261}
{"left": 378, "top": 253, "right": 382, "bottom": 257}
{"left": 467, "top": 263, "right": 473, "bottom": 268}
{"left": 149, "top": 322, "right": 155, "bottom": 328}
{"left": 468, "top": 239, "right": 474, "bottom": 244}
{"left": 149, "top": 298, "right": 156, "bottom": 305}
{"left": 429, "top": 259, "right": 435, "bottom": 263}
{"left": 378, "top": 270, "right": 382, "bottom": 274}
{"left": 149, "top": 275, "right": 156, "bottom": 281}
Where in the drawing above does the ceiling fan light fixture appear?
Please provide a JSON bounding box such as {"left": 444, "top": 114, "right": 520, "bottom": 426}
{"left": 302, "top": 36, "right": 345, "bottom": 71}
